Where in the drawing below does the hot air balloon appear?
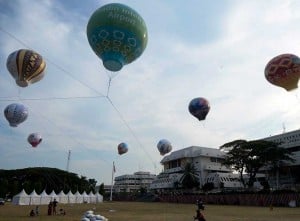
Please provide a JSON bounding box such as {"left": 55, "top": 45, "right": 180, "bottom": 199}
{"left": 28, "top": 133, "right": 42, "bottom": 147}
{"left": 157, "top": 139, "right": 172, "bottom": 156}
{"left": 86, "top": 3, "right": 148, "bottom": 72}
{"left": 188, "top": 97, "right": 210, "bottom": 121}
{"left": 118, "top": 142, "right": 128, "bottom": 155}
{"left": 6, "top": 49, "right": 46, "bottom": 87}
{"left": 265, "top": 53, "right": 300, "bottom": 91}
{"left": 4, "top": 103, "right": 28, "bottom": 127}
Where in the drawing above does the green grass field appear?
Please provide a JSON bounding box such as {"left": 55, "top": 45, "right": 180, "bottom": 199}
{"left": 0, "top": 201, "right": 299, "bottom": 221}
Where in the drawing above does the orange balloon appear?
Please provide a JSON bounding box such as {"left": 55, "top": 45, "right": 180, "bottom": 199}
{"left": 265, "top": 54, "right": 300, "bottom": 91}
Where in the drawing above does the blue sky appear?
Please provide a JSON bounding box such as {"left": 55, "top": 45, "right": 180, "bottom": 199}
{"left": 0, "top": 0, "right": 300, "bottom": 185}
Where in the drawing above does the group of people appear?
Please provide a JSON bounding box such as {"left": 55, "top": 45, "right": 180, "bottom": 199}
{"left": 194, "top": 198, "right": 206, "bottom": 221}
{"left": 48, "top": 199, "right": 59, "bottom": 215}
{"left": 30, "top": 198, "right": 66, "bottom": 217}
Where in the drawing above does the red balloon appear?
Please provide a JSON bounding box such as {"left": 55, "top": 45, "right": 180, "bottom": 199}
{"left": 28, "top": 133, "right": 42, "bottom": 147}
{"left": 265, "top": 54, "right": 300, "bottom": 91}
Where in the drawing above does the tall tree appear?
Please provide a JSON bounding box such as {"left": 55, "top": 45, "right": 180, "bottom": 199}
{"left": 98, "top": 183, "right": 105, "bottom": 195}
{"left": 88, "top": 178, "right": 97, "bottom": 193}
{"left": 220, "top": 139, "right": 294, "bottom": 188}
{"left": 179, "top": 162, "right": 199, "bottom": 189}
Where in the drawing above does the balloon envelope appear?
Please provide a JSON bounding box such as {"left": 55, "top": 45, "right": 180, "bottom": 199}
{"left": 157, "top": 139, "right": 172, "bottom": 156}
{"left": 4, "top": 103, "right": 28, "bottom": 127}
{"left": 118, "top": 142, "right": 128, "bottom": 155}
{"left": 86, "top": 3, "right": 148, "bottom": 72}
{"left": 188, "top": 97, "right": 210, "bottom": 121}
{"left": 6, "top": 49, "right": 46, "bottom": 87}
{"left": 265, "top": 53, "right": 300, "bottom": 91}
{"left": 28, "top": 133, "right": 42, "bottom": 147}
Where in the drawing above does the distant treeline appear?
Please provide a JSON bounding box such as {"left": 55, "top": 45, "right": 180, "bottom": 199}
{"left": 0, "top": 167, "right": 103, "bottom": 198}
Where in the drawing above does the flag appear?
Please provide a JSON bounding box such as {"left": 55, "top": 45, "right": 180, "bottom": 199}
{"left": 113, "top": 161, "right": 116, "bottom": 173}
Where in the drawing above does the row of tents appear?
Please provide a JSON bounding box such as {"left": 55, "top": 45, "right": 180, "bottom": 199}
{"left": 12, "top": 189, "right": 103, "bottom": 205}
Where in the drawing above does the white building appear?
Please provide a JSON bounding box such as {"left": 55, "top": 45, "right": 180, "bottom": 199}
{"left": 114, "top": 171, "right": 156, "bottom": 193}
{"left": 205, "top": 172, "right": 243, "bottom": 190}
{"left": 262, "top": 128, "right": 300, "bottom": 166}
{"left": 261, "top": 128, "right": 300, "bottom": 188}
{"left": 150, "top": 146, "right": 232, "bottom": 190}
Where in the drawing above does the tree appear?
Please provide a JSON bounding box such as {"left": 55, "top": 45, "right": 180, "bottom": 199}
{"left": 220, "top": 139, "right": 294, "bottom": 188}
{"left": 179, "top": 162, "right": 199, "bottom": 190}
{"left": 98, "top": 183, "right": 105, "bottom": 196}
{"left": 88, "top": 178, "right": 97, "bottom": 193}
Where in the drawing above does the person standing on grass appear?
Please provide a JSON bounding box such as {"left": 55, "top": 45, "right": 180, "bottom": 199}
{"left": 35, "top": 205, "right": 39, "bottom": 216}
{"left": 52, "top": 198, "right": 58, "bottom": 215}
{"left": 48, "top": 201, "right": 52, "bottom": 215}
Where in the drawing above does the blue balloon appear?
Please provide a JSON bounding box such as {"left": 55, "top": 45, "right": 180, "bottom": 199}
{"left": 188, "top": 97, "right": 210, "bottom": 121}
{"left": 118, "top": 142, "right": 128, "bottom": 155}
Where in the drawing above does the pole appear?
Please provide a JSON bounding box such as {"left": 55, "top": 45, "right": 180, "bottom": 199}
{"left": 110, "top": 161, "right": 115, "bottom": 201}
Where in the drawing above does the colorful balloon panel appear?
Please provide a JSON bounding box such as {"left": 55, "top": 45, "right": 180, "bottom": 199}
{"left": 157, "top": 139, "right": 172, "bottom": 156}
{"left": 6, "top": 49, "right": 46, "bottom": 87}
{"left": 86, "top": 3, "right": 148, "bottom": 72}
{"left": 4, "top": 103, "right": 28, "bottom": 127}
{"left": 265, "top": 54, "right": 300, "bottom": 91}
{"left": 28, "top": 133, "right": 42, "bottom": 147}
{"left": 118, "top": 142, "right": 128, "bottom": 155}
{"left": 188, "top": 97, "right": 210, "bottom": 121}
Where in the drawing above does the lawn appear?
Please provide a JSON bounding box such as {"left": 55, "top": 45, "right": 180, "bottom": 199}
{"left": 0, "top": 201, "right": 299, "bottom": 221}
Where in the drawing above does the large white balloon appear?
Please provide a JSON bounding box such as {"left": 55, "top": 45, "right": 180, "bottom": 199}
{"left": 4, "top": 103, "right": 28, "bottom": 127}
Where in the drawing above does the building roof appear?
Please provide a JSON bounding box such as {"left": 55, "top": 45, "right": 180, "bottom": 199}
{"left": 160, "top": 146, "right": 226, "bottom": 163}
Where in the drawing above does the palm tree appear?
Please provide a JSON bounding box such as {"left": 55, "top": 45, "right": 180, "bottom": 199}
{"left": 179, "top": 162, "right": 199, "bottom": 190}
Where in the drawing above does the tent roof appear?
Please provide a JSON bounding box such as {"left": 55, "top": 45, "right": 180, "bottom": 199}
{"left": 66, "top": 190, "right": 74, "bottom": 195}
{"left": 74, "top": 190, "right": 81, "bottom": 196}
{"left": 82, "top": 191, "right": 88, "bottom": 196}
{"left": 40, "top": 189, "right": 49, "bottom": 196}
{"left": 89, "top": 192, "right": 95, "bottom": 196}
{"left": 57, "top": 190, "right": 66, "bottom": 196}
{"left": 29, "top": 190, "right": 39, "bottom": 196}
{"left": 14, "top": 189, "right": 28, "bottom": 197}
{"left": 49, "top": 190, "right": 57, "bottom": 196}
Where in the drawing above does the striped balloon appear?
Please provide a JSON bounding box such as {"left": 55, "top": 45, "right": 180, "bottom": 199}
{"left": 6, "top": 49, "right": 46, "bottom": 87}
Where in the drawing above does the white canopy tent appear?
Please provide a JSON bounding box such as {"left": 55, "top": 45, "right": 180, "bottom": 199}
{"left": 39, "top": 189, "right": 51, "bottom": 205}
{"left": 89, "top": 191, "right": 96, "bottom": 203}
{"left": 57, "top": 190, "right": 68, "bottom": 204}
{"left": 95, "top": 192, "right": 103, "bottom": 203}
{"left": 74, "top": 190, "right": 83, "bottom": 203}
{"left": 48, "top": 190, "right": 57, "bottom": 202}
{"left": 29, "top": 190, "right": 41, "bottom": 205}
{"left": 12, "top": 189, "right": 103, "bottom": 205}
{"left": 12, "top": 189, "right": 30, "bottom": 205}
{"left": 66, "top": 190, "right": 76, "bottom": 204}
{"left": 82, "top": 191, "right": 90, "bottom": 203}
